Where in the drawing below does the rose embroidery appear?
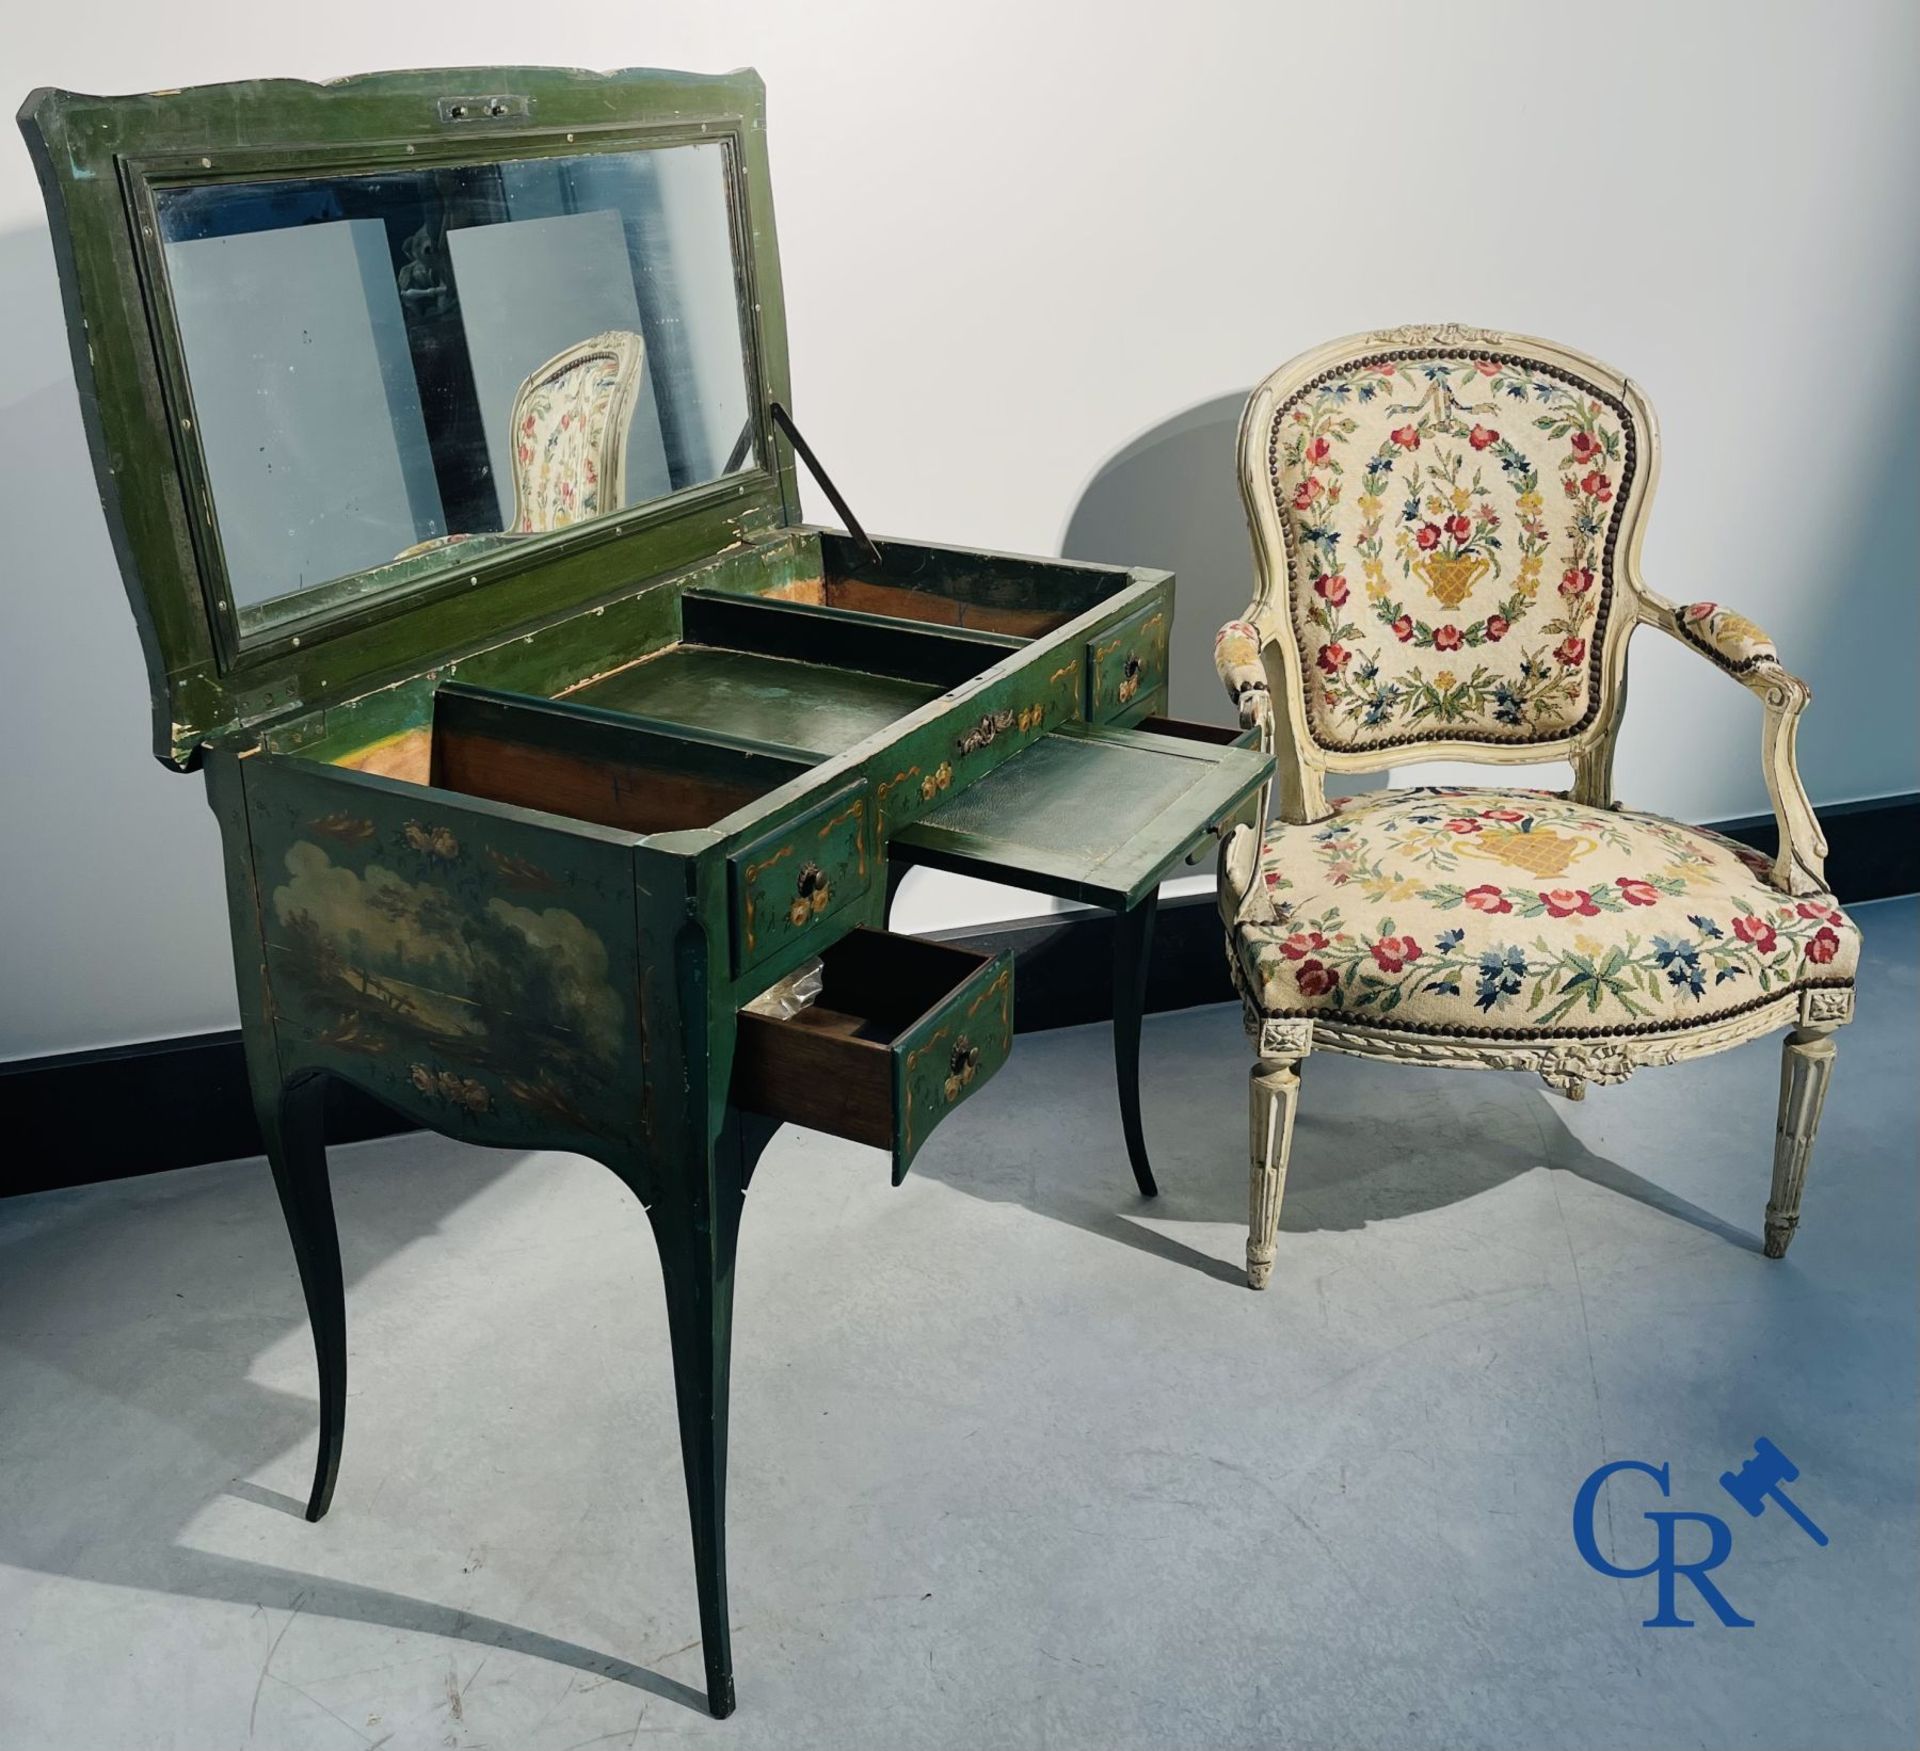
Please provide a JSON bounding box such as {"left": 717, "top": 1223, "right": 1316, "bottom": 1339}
{"left": 1369, "top": 934, "right": 1422, "bottom": 972}
{"left": 1296, "top": 960, "right": 1338, "bottom": 996}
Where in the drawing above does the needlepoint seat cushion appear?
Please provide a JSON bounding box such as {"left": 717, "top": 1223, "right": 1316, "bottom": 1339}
{"left": 1235, "top": 786, "right": 1858, "bottom": 1035}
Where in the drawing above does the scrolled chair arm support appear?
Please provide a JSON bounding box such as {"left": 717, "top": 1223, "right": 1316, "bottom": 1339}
{"left": 1639, "top": 590, "right": 1830, "bottom": 897}
{"left": 1214, "top": 610, "right": 1282, "bottom": 925}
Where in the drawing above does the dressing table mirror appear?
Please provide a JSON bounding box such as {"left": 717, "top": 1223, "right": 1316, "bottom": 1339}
{"left": 21, "top": 64, "right": 1271, "bottom": 1716}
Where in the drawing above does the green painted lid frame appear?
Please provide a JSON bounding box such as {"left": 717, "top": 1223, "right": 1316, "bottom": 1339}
{"left": 19, "top": 65, "right": 798, "bottom": 767}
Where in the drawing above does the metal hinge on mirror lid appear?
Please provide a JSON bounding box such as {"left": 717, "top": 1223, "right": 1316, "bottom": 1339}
{"left": 231, "top": 680, "right": 301, "bottom": 737}
{"left": 733, "top": 502, "right": 781, "bottom": 543}
{"left": 437, "top": 94, "right": 532, "bottom": 124}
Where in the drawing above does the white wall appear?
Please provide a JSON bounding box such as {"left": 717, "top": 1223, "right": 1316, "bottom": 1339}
{"left": 3, "top": 0, "right": 1916, "bottom": 1059}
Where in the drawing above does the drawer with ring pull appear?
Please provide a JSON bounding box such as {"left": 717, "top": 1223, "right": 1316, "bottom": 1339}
{"left": 1085, "top": 599, "right": 1170, "bottom": 723}
{"left": 728, "top": 780, "right": 872, "bottom": 977}
{"left": 733, "top": 928, "right": 1014, "bottom": 1183}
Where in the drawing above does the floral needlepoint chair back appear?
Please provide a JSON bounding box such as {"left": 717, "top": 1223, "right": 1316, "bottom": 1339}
{"left": 508, "top": 329, "right": 647, "bottom": 534}
{"left": 1214, "top": 324, "right": 1857, "bottom": 1289}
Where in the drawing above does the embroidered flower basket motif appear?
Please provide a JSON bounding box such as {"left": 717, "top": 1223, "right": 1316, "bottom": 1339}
{"left": 1271, "top": 353, "right": 1630, "bottom": 750}
{"left": 1415, "top": 552, "right": 1490, "bottom": 610}
{"left": 1453, "top": 824, "right": 1599, "bottom": 879}
{"left": 1235, "top": 786, "right": 1859, "bottom": 1032}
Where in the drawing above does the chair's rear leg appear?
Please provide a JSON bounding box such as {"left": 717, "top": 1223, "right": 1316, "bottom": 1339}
{"left": 1247, "top": 1055, "right": 1303, "bottom": 1290}
{"left": 1766, "top": 1023, "right": 1839, "bottom": 1259}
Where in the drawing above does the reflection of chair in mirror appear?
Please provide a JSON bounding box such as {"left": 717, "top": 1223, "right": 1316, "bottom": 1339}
{"left": 390, "top": 328, "right": 647, "bottom": 561}
{"left": 508, "top": 328, "right": 646, "bottom": 533}
{"left": 1214, "top": 324, "right": 1858, "bottom": 1289}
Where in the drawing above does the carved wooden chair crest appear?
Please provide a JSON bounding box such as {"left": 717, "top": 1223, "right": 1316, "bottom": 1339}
{"left": 508, "top": 327, "right": 646, "bottom": 533}
{"left": 1214, "top": 324, "right": 1858, "bottom": 1289}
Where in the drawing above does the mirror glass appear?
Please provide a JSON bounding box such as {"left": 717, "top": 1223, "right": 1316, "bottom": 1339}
{"left": 152, "top": 142, "right": 758, "bottom": 625}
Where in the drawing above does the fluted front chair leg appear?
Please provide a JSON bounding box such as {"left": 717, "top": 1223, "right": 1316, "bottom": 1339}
{"left": 1765, "top": 1023, "right": 1839, "bottom": 1259}
{"left": 1247, "top": 1056, "right": 1303, "bottom": 1289}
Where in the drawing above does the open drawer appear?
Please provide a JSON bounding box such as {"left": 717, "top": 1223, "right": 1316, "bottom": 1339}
{"left": 733, "top": 929, "right": 1014, "bottom": 1183}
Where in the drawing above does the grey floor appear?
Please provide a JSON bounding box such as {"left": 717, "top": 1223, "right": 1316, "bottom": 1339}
{"left": 2, "top": 900, "right": 1914, "bottom": 1751}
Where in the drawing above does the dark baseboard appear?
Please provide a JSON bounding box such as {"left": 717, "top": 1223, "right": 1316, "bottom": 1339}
{"left": 4, "top": 792, "right": 1912, "bottom": 1198}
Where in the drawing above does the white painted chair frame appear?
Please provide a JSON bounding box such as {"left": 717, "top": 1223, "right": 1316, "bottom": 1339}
{"left": 1217, "top": 323, "right": 1851, "bottom": 1289}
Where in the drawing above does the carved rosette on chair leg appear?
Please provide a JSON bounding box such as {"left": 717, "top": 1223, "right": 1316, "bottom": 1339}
{"left": 1765, "top": 1024, "right": 1839, "bottom": 1260}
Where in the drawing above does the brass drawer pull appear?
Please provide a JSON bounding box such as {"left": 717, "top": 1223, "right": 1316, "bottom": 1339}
{"left": 1118, "top": 653, "right": 1144, "bottom": 705}
{"left": 954, "top": 699, "right": 1049, "bottom": 760}
{"left": 788, "top": 860, "right": 831, "bottom": 926}
{"left": 942, "top": 1035, "right": 983, "bottom": 1102}
{"left": 955, "top": 708, "right": 1016, "bottom": 758}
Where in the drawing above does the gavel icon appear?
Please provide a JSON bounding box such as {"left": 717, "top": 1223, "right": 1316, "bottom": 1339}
{"left": 1720, "top": 1437, "right": 1828, "bottom": 1546}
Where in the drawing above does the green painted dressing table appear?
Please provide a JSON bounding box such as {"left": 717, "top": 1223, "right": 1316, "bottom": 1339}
{"left": 20, "top": 64, "right": 1271, "bottom": 1717}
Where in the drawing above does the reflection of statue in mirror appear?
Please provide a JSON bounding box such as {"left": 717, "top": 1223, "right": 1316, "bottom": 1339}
{"left": 395, "top": 221, "right": 452, "bottom": 320}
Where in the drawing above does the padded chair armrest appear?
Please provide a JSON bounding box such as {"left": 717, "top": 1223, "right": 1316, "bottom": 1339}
{"left": 1214, "top": 611, "right": 1276, "bottom": 744}
{"left": 1213, "top": 608, "right": 1282, "bottom": 924}
{"left": 1640, "top": 591, "right": 1829, "bottom": 896}
{"left": 1658, "top": 596, "right": 1782, "bottom": 672}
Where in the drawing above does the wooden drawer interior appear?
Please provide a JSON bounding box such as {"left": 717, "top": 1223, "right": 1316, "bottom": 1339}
{"left": 733, "top": 928, "right": 1014, "bottom": 1180}
{"left": 429, "top": 683, "right": 818, "bottom": 834}
{"left": 1130, "top": 713, "right": 1262, "bottom": 749}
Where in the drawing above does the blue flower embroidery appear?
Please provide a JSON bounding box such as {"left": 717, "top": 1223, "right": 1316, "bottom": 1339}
{"left": 1654, "top": 936, "right": 1705, "bottom": 999}
{"left": 1475, "top": 944, "right": 1529, "bottom": 1011}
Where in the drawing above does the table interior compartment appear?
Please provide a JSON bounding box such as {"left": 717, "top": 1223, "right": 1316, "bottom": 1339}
{"left": 814, "top": 531, "right": 1135, "bottom": 639}
{"left": 680, "top": 588, "right": 1024, "bottom": 687}
{"left": 564, "top": 644, "right": 944, "bottom": 756}
{"left": 429, "top": 681, "right": 818, "bottom": 834}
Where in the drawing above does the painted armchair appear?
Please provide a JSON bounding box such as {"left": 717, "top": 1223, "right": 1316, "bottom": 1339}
{"left": 1214, "top": 324, "right": 1858, "bottom": 1289}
